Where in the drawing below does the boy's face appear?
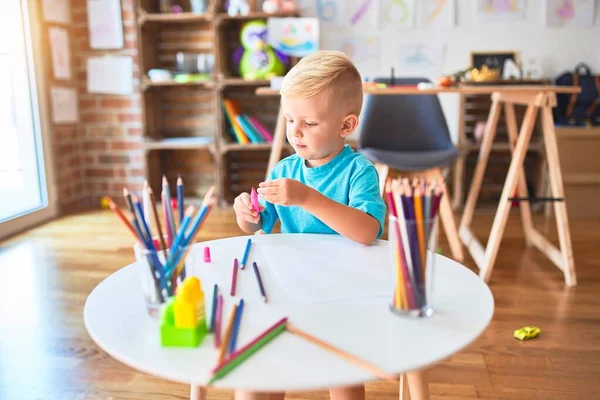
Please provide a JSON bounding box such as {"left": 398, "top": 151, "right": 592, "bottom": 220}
{"left": 282, "top": 91, "right": 358, "bottom": 167}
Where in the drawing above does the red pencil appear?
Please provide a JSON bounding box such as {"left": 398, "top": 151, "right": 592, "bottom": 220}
{"left": 230, "top": 258, "right": 239, "bottom": 296}
{"left": 107, "top": 197, "right": 142, "bottom": 244}
{"left": 211, "top": 317, "right": 288, "bottom": 373}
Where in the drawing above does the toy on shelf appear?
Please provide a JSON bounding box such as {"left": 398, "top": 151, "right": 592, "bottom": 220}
{"left": 233, "top": 20, "right": 288, "bottom": 80}
{"left": 263, "top": 0, "right": 296, "bottom": 13}
{"left": 160, "top": 276, "right": 208, "bottom": 347}
{"left": 227, "top": 0, "right": 250, "bottom": 16}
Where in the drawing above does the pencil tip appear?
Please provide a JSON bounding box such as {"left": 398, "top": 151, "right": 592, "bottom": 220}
{"left": 123, "top": 187, "right": 129, "bottom": 196}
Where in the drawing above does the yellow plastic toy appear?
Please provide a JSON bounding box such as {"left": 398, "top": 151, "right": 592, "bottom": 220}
{"left": 514, "top": 326, "right": 540, "bottom": 341}
{"left": 174, "top": 276, "right": 205, "bottom": 329}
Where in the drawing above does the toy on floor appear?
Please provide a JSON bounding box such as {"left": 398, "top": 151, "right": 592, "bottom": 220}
{"left": 233, "top": 20, "right": 288, "bottom": 80}
{"left": 514, "top": 325, "right": 540, "bottom": 341}
{"left": 160, "top": 276, "right": 208, "bottom": 347}
{"left": 227, "top": 0, "right": 250, "bottom": 16}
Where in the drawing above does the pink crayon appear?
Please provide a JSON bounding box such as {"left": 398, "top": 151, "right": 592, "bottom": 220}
{"left": 203, "top": 246, "right": 211, "bottom": 262}
{"left": 251, "top": 187, "right": 260, "bottom": 213}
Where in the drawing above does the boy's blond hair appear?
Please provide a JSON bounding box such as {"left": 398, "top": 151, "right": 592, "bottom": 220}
{"left": 280, "top": 50, "right": 363, "bottom": 115}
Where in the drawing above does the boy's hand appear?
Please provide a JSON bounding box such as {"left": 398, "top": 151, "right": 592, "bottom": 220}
{"left": 234, "top": 192, "right": 264, "bottom": 224}
{"left": 257, "top": 178, "right": 312, "bottom": 206}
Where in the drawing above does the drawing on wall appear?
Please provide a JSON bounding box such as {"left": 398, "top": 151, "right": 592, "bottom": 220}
{"left": 419, "top": 0, "right": 456, "bottom": 28}
{"left": 50, "top": 87, "right": 79, "bottom": 124}
{"left": 42, "top": 0, "right": 71, "bottom": 24}
{"left": 322, "top": 35, "right": 380, "bottom": 76}
{"left": 347, "top": 0, "right": 379, "bottom": 30}
{"left": 381, "top": 0, "right": 416, "bottom": 30}
{"left": 544, "top": 0, "right": 595, "bottom": 27}
{"left": 268, "top": 18, "right": 320, "bottom": 57}
{"left": 398, "top": 44, "right": 445, "bottom": 79}
{"left": 49, "top": 27, "right": 71, "bottom": 80}
{"left": 475, "top": 0, "right": 527, "bottom": 20}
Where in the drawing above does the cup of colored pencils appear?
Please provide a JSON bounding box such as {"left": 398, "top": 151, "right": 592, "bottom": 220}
{"left": 386, "top": 178, "right": 442, "bottom": 318}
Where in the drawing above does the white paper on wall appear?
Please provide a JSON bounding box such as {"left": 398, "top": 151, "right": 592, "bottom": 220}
{"left": 87, "top": 0, "right": 124, "bottom": 49}
{"left": 418, "top": 0, "right": 456, "bottom": 28}
{"left": 50, "top": 87, "right": 79, "bottom": 124}
{"left": 49, "top": 27, "right": 71, "bottom": 80}
{"left": 42, "top": 0, "right": 71, "bottom": 24}
{"left": 87, "top": 56, "right": 134, "bottom": 95}
{"left": 544, "top": 0, "right": 595, "bottom": 28}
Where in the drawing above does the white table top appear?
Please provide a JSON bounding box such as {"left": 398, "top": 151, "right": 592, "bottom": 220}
{"left": 84, "top": 234, "right": 494, "bottom": 392}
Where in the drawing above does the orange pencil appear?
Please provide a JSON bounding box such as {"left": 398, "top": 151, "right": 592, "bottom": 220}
{"left": 107, "top": 197, "right": 142, "bottom": 245}
{"left": 217, "top": 303, "right": 238, "bottom": 363}
{"left": 414, "top": 186, "right": 426, "bottom": 269}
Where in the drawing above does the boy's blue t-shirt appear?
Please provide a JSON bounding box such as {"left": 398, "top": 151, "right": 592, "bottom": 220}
{"left": 259, "top": 145, "right": 387, "bottom": 238}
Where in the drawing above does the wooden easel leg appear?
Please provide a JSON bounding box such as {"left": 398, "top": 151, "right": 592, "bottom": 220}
{"left": 459, "top": 96, "right": 502, "bottom": 232}
{"left": 479, "top": 103, "right": 539, "bottom": 282}
{"left": 432, "top": 169, "right": 464, "bottom": 262}
{"left": 190, "top": 385, "right": 207, "bottom": 400}
{"left": 451, "top": 155, "right": 465, "bottom": 211}
{"left": 407, "top": 370, "right": 430, "bottom": 400}
{"left": 399, "top": 373, "right": 411, "bottom": 400}
{"left": 375, "top": 163, "right": 390, "bottom": 196}
{"left": 504, "top": 103, "right": 534, "bottom": 247}
{"left": 266, "top": 103, "right": 286, "bottom": 179}
{"left": 540, "top": 104, "right": 577, "bottom": 286}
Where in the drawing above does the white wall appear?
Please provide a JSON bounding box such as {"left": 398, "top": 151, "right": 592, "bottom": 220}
{"left": 320, "top": 0, "right": 600, "bottom": 142}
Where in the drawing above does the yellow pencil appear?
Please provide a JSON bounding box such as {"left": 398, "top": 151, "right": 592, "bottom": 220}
{"left": 217, "top": 303, "right": 238, "bottom": 363}
{"left": 414, "top": 186, "right": 426, "bottom": 272}
{"left": 388, "top": 181, "right": 408, "bottom": 309}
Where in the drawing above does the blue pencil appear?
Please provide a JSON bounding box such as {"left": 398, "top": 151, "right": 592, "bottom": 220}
{"left": 240, "top": 238, "right": 252, "bottom": 270}
{"left": 210, "top": 284, "right": 218, "bottom": 332}
{"left": 177, "top": 175, "right": 184, "bottom": 225}
{"left": 228, "top": 299, "right": 245, "bottom": 354}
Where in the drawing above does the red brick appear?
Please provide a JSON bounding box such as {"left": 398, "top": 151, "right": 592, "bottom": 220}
{"left": 84, "top": 141, "right": 107, "bottom": 151}
{"left": 101, "top": 98, "right": 132, "bottom": 108}
{"left": 110, "top": 141, "right": 142, "bottom": 151}
{"left": 86, "top": 169, "right": 114, "bottom": 178}
{"left": 129, "top": 168, "right": 145, "bottom": 177}
{"left": 87, "top": 126, "right": 125, "bottom": 138}
{"left": 84, "top": 156, "right": 95, "bottom": 164}
{"left": 79, "top": 99, "right": 97, "bottom": 109}
{"left": 70, "top": 156, "right": 81, "bottom": 167}
{"left": 82, "top": 113, "right": 119, "bottom": 123}
{"left": 122, "top": 10, "right": 135, "bottom": 21}
{"left": 127, "top": 128, "right": 144, "bottom": 136}
{"left": 124, "top": 26, "right": 136, "bottom": 36}
{"left": 72, "top": 26, "right": 89, "bottom": 38}
{"left": 118, "top": 113, "right": 141, "bottom": 123}
{"left": 124, "top": 39, "right": 137, "bottom": 49}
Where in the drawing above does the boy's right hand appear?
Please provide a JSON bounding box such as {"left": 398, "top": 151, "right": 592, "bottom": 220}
{"left": 234, "top": 192, "right": 264, "bottom": 225}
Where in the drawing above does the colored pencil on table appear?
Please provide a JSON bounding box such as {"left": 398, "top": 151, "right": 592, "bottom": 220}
{"left": 286, "top": 323, "right": 397, "bottom": 382}
{"left": 252, "top": 262, "right": 267, "bottom": 303}
{"left": 210, "top": 284, "right": 218, "bottom": 332}
{"left": 177, "top": 175, "right": 184, "bottom": 225}
{"left": 240, "top": 238, "right": 252, "bottom": 269}
{"left": 148, "top": 187, "right": 168, "bottom": 253}
{"left": 230, "top": 258, "right": 239, "bottom": 296}
{"left": 228, "top": 299, "right": 245, "bottom": 354}
{"left": 209, "top": 318, "right": 288, "bottom": 384}
{"left": 217, "top": 303, "right": 238, "bottom": 362}
{"left": 214, "top": 294, "right": 223, "bottom": 348}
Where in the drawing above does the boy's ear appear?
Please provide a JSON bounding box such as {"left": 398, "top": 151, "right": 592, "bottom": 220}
{"left": 340, "top": 113, "right": 359, "bottom": 138}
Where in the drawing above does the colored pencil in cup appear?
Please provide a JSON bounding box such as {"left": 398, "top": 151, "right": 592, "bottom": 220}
{"left": 218, "top": 303, "right": 238, "bottom": 362}
{"left": 240, "top": 238, "right": 252, "bottom": 269}
{"left": 148, "top": 187, "right": 169, "bottom": 253}
{"left": 228, "top": 299, "right": 245, "bottom": 354}
{"left": 414, "top": 186, "right": 426, "bottom": 269}
{"left": 230, "top": 258, "right": 239, "bottom": 296}
{"left": 107, "top": 197, "right": 142, "bottom": 245}
{"left": 177, "top": 175, "right": 184, "bottom": 225}
{"left": 143, "top": 180, "right": 152, "bottom": 229}
{"left": 252, "top": 262, "right": 267, "bottom": 302}
{"left": 162, "top": 176, "right": 177, "bottom": 244}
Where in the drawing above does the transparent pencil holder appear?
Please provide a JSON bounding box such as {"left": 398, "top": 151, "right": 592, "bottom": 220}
{"left": 388, "top": 215, "right": 439, "bottom": 318}
{"left": 133, "top": 238, "right": 196, "bottom": 317}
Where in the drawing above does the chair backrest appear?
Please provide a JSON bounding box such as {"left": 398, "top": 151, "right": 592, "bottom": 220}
{"left": 359, "top": 77, "right": 454, "bottom": 152}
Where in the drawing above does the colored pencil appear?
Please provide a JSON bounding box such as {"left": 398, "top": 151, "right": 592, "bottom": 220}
{"left": 133, "top": 196, "right": 152, "bottom": 245}
{"left": 107, "top": 197, "right": 141, "bottom": 244}
{"left": 143, "top": 180, "right": 152, "bottom": 229}
{"left": 240, "top": 238, "right": 252, "bottom": 269}
{"left": 148, "top": 187, "right": 168, "bottom": 253}
{"left": 414, "top": 186, "right": 426, "bottom": 268}
{"left": 252, "top": 261, "right": 267, "bottom": 302}
{"left": 210, "top": 284, "right": 218, "bottom": 332}
{"left": 209, "top": 319, "right": 287, "bottom": 384}
{"left": 286, "top": 323, "right": 397, "bottom": 382}
{"left": 228, "top": 299, "right": 245, "bottom": 354}
{"left": 177, "top": 175, "right": 184, "bottom": 225}
{"left": 162, "top": 176, "right": 177, "bottom": 244}
{"left": 214, "top": 294, "right": 223, "bottom": 348}
{"left": 423, "top": 184, "right": 432, "bottom": 242}
{"left": 217, "top": 303, "right": 238, "bottom": 362}
{"left": 162, "top": 190, "right": 174, "bottom": 248}
{"left": 386, "top": 183, "right": 406, "bottom": 308}
{"left": 230, "top": 258, "right": 239, "bottom": 296}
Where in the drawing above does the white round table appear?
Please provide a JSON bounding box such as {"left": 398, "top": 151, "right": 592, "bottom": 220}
{"left": 84, "top": 234, "right": 494, "bottom": 399}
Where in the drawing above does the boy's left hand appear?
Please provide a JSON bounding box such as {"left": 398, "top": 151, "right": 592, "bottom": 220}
{"left": 257, "top": 178, "right": 313, "bottom": 206}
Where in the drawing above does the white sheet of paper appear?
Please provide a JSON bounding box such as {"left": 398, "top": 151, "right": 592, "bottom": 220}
{"left": 380, "top": 0, "right": 416, "bottom": 30}
{"left": 474, "top": 0, "right": 526, "bottom": 20}
{"left": 42, "top": 0, "right": 71, "bottom": 23}
{"left": 87, "top": 0, "right": 124, "bottom": 49}
{"left": 398, "top": 44, "right": 445, "bottom": 80}
{"left": 49, "top": 27, "right": 71, "bottom": 80}
{"left": 268, "top": 18, "right": 319, "bottom": 57}
{"left": 87, "top": 56, "right": 134, "bottom": 95}
{"left": 419, "top": 0, "right": 455, "bottom": 28}
{"left": 321, "top": 34, "right": 380, "bottom": 77}
{"left": 544, "top": 0, "right": 595, "bottom": 27}
{"left": 50, "top": 87, "right": 79, "bottom": 124}
{"left": 259, "top": 240, "right": 392, "bottom": 305}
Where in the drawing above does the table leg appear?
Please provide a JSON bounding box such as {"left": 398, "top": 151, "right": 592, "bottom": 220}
{"left": 504, "top": 103, "right": 534, "bottom": 247}
{"left": 407, "top": 370, "right": 429, "bottom": 400}
{"left": 190, "top": 385, "right": 206, "bottom": 400}
{"left": 399, "top": 373, "right": 411, "bottom": 400}
{"left": 266, "top": 103, "right": 286, "bottom": 179}
{"left": 233, "top": 392, "right": 284, "bottom": 400}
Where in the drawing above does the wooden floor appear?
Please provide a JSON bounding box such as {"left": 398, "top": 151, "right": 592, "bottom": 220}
{"left": 1, "top": 208, "right": 599, "bottom": 400}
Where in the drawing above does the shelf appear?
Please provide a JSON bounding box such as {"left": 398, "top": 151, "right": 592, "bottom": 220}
{"left": 142, "top": 77, "right": 215, "bottom": 90}
{"left": 216, "top": 11, "right": 299, "bottom": 23}
{"left": 138, "top": 11, "right": 214, "bottom": 25}
{"left": 219, "top": 78, "right": 272, "bottom": 88}
{"left": 221, "top": 142, "right": 293, "bottom": 153}
{"left": 144, "top": 137, "right": 214, "bottom": 150}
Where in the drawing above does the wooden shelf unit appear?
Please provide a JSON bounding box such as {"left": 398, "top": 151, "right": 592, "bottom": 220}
{"left": 135, "top": 0, "right": 299, "bottom": 204}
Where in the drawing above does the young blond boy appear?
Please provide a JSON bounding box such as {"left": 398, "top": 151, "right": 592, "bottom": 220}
{"left": 233, "top": 51, "right": 386, "bottom": 400}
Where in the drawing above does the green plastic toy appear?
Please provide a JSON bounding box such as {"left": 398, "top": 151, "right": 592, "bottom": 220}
{"left": 238, "top": 20, "right": 286, "bottom": 80}
{"left": 160, "top": 297, "right": 208, "bottom": 347}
